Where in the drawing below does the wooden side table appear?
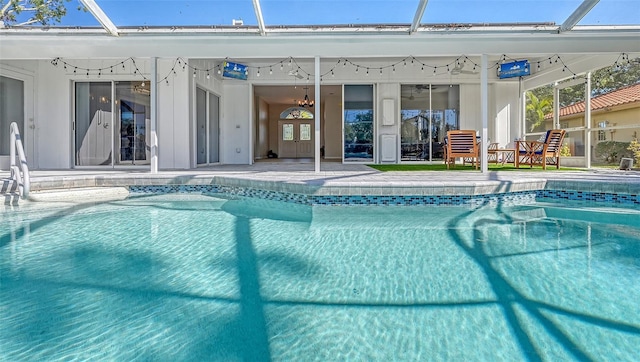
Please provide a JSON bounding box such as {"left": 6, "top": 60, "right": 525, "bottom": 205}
{"left": 497, "top": 149, "right": 515, "bottom": 165}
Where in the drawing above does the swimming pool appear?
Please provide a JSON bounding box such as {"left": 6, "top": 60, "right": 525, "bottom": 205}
{"left": 1, "top": 193, "right": 639, "bottom": 360}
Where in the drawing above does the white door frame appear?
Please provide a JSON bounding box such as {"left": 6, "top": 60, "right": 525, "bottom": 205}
{"left": 0, "top": 65, "right": 36, "bottom": 170}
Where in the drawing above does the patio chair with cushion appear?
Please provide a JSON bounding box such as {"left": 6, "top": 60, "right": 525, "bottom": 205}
{"left": 515, "top": 129, "right": 566, "bottom": 169}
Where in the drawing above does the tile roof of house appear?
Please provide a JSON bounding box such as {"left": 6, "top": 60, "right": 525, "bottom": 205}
{"left": 552, "top": 83, "right": 640, "bottom": 119}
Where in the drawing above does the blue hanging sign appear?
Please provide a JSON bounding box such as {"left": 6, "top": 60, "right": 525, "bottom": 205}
{"left": 498, "top": 60, "right": 530, "bottom": 79}
{"left": 223, "top": 61, "right": 248, "bottom": 80}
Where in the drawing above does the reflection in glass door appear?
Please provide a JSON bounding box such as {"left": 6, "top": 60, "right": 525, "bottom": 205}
{"left": 0, "top": 75, "right": 25, "bottom": 157}
{"left": 196, "top": 88, "right": 220, "bottom": 165}
{"left": 75, "top": 81, "right": 150, "bottom": 167}
{"left": 116, "top": 81, "right": 149, "bottom": 165}
{"left": 400, "top": 84, "right": 459, "bottom": 161}
{"left": 344, "top": 85, "right": 374, "bottom": 162}
{"left": 119, "top": 99, "right": 148, "bottom": 164}
{"left": 75, "top": 82, "right": 112, "bottom": 166}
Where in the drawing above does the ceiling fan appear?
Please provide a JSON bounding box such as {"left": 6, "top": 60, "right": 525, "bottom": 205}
{"left": 287, "top": 69, "right": 304, "bottom": 79}
{"left": 450, "top": 63, "right": 478, "bottom": 75}
{"left": 414, "top": 84, "right": 430, "bottom": 93}
{"left": 401, "top": 88, "right": 415, "bottom": 100}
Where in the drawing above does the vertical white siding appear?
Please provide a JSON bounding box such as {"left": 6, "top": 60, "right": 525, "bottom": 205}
{"left": 222, "top": 83, "right": 251, "bottom": 164}
{"left": 460, "top": 84, "right": 481, "bottom": 130}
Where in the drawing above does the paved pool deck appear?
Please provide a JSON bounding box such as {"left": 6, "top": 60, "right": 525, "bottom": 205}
{"left": 2, "top": 161, "right": 640, "bottom": 200}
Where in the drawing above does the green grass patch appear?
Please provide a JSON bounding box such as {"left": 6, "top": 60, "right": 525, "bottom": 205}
{"left": 367, "top": 163, "right": 584, "bottom": 172}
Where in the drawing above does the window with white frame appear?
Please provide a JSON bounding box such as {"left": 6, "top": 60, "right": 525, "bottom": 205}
{"left": 597, "top": 121, "right": 608, "bottom": 141}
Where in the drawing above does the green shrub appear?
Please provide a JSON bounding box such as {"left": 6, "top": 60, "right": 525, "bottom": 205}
{"left": 628, "top": 139, "right": 640, "bottom": 166}
{"left": 559, "top": 143, "right": 571, "bottom": 157}
{"left": 595, "top": 141, "right": 633, "bottom": 164}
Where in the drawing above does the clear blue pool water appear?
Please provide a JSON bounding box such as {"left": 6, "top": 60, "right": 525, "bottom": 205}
{"left": 1, "top": 194, "right": 640, "bottom": 361}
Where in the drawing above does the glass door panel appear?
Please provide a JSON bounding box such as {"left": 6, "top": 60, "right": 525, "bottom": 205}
{"left": 0, "top": 75, "right": 24, "bottom": 156}
{"left": 344, "top": 85, "right": 374, "bottom": 162}
{"left": 75, "top": 82, "right": 112, "bottom": 166}
{"left": 196, "top": 89, "right": 220, "bottom": 165}
{"left": 196, "top": 88, "right": 207, "bottom": 164}
{"left": 115, "top": 81, "right": 149, "bottom": 165}
{"left": 208, "top": 93, "right": 220, "bottom": 163}
{"left": 75, "top": 81, "right": 150, "bottom": 167}
{"left": 400, "top": 84, "right": 459, "bottom": 161}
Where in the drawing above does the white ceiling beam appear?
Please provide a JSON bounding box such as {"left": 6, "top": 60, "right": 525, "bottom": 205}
{"left": 252, "top": 0, "right": 266, "bottom": 36}
{"left": 410, "top": 0, "right": 429, "bottom": 33}
{"left": 560, "top": 0, "right": 599, "bottom": 33}
{"left": 78, "top": 0, "right": 119, "bottom": 36}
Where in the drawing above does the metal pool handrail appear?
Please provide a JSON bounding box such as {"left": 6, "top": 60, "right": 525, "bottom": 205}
{"left": 10, "top": 122, "right": 30, "bottom": 199}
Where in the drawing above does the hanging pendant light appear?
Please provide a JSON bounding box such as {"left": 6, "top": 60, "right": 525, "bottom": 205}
{"left": 297, "top": 87, "right": 314, "bottom": 107}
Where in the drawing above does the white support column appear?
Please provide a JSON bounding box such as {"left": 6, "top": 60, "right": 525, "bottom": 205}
{"left": 481, "top": 54, "right": 489, "bottom": 173}
{"left": 150, "top": 57, "right": 158, "bottom": 174}
{"left": 553, "top": 83, "right": 560, "bottom": 129}
{"left": 315, "top": 56, "right": 321, "bottom": 173}
{"left": 585, "top": 72, "right": 592, "bottom": 168}
{"left": 519, "top": 77, "right": 525, "bottom": 139}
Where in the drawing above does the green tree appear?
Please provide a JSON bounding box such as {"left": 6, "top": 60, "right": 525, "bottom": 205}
{"left": 525, "top": 91, "right": 552, "bottom": 132}
{"left": 526, "top": 59, "right": 640, "bottom": 128}
{"left": 1, "top": 0, "right": 73, "bottom": 26}
{"left": 592, "top": 60, "right": 640, "bottom": 96}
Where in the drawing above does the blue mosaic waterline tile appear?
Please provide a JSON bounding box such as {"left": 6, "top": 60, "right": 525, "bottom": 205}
{"left": 536, "top": 190, "right": 640, "bottom": 206}
{"left": 128, "top": 185, "right": 545, "bottom": 207}
{"left": 128, "top": 185, "right": 639, "bottom": 207}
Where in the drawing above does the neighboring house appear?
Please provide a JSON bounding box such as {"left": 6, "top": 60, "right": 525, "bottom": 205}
{"left": 545, "top": 83, "right": 640, "bottom": 156}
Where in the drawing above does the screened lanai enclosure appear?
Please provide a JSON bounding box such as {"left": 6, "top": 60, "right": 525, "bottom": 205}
{"left": 1, "top": 0, "right": 639, "bottom": 171}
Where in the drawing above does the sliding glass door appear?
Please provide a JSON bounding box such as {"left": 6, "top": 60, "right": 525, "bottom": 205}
{"left": 400, "top": 84, "right": 459, "bottom": 161}
{"left": 75, "top": 81, "right": 150, "bottom": 167}
{"left": 0, "top": 75, "right": 24, "bottom": 157}
{"left": 344, "top": 84, "right": 374, "bottom": 162}
{"left": 196, "top": 87, "right": 220, "bottom": 165}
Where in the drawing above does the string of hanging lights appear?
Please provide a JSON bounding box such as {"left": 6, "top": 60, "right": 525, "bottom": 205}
{"left": 50, "top": 57, "right": 147, "bottom": 81}
{"left": 51, "top": 53, "right": 635, "bottom": 86}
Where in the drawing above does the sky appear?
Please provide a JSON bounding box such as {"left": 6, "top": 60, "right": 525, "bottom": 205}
{"left": 38, "top": 0, "right": 640, "bottom": 27}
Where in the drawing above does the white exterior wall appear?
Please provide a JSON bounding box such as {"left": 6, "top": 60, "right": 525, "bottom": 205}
{"left": 376, "top": 83, "right": 399, "bottom": 163}
{"left": 491, "top": 82, "right": 521, "bottom": 148}
{"left": 2, "top": 55, "right": 529, "bottom": 169}
{"left": 460, "top": 84, "right": 481, "bottom": 130}
{"left": 222, "top": 83, "right": 251, "bottom": 164}
{"left": 35, "top": 60, "right": 74, "bottom": 169}
{"left": 155, "top": 59, "right": 190, "bottom": 169}
{"left": 0, "top": 58, "right": 223, "bottom": 170}
{"left": 255, "top": 97, "right": 269, "bottom": 159}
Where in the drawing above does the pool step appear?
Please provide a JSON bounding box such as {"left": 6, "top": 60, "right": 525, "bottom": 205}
{"left": 542, "top": 204, "right": 640, "bottom": 228}
{"left": 1, "top": 178, "right": 21, "bottom": 205}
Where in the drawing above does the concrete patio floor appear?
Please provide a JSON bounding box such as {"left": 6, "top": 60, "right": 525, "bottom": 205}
{"left": 2, "top": 160, "right": 640, "bottom": 198}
